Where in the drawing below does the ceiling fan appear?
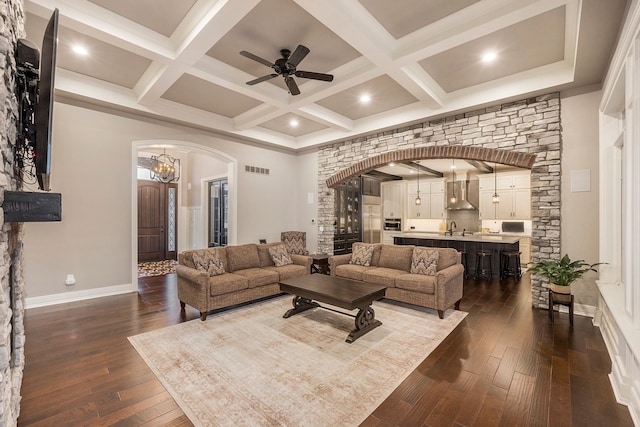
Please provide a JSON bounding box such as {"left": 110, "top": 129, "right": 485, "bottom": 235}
{"left": 240, "top": 44, "right": 334, "bottom": 95}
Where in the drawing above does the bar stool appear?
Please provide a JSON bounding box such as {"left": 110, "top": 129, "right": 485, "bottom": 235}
{"left": 460, "top": 250, "right": 468, "bottom": 278}
{"left": 475, "top": 251, "right": 493, "bottom": 279}
{"left": 501, "top": 251, "right": 522, "bottom": 279}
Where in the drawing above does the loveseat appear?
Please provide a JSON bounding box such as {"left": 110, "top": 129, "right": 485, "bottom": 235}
{"left": 329, "top": 243, "right": 464, "bottom": 318}
{"left": 177, "top": 242, "right": 312, "bottom": 320}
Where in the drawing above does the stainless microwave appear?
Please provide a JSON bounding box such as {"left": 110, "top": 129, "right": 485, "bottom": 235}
{"left": 384, "top": 218, "right": 402, "bottom": 231}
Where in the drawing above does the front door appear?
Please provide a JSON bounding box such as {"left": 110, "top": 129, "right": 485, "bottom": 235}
{"left": 138, "top": 180, "right": 178, "bottom": 261}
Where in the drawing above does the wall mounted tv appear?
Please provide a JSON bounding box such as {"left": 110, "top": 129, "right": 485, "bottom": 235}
{"left": 34, "top": 8, "right": 59, "bottom": 192}
{"left": 16, "top": 8, "right": 58, "bottom": 192}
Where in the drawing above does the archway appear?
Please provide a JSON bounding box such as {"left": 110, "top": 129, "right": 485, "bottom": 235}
{"left": 326, "top": 146, "right": 536, "bottom": 188}
{"left": 132, "top": 140, "right": 238, "bottom": 288}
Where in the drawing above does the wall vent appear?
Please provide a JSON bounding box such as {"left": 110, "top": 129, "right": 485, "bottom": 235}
{"left": 245, "top": 165, "right": 270, "bottom": 175}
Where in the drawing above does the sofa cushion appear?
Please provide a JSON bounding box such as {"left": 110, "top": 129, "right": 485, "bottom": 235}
{"left": 335, "top": 264, "right": 373, "bottom": 281}
{"left": 378, "top": 245, "right": 414, "bottom": 272}
{"left": 257, "top": 242, "right": 281, "bottom": 267}
{"left": 226, "top": 244, "right": 260, "bottom": 272}
{"left": 437, "top": 248, "right": 461, "bottom": 271}
{"left": 410, "top": 247, "right": 439, "bottom": 276}
{"left": 208, "top": 273, "right": 249, "bottom": 296}
{"left": 268, "top": 244, "right": 293, "bottom": 267}
{"left": 232, "top": 268, "right": 279, "bottom": 288}
{"left": 350, "top": 243, "right": 376, "bottom": 266}
{"left": 264, "top": 264, "right": 307, "bottom": 280}
{"left": 395, "top": 273, "right": 436, "bottom": 295}
{"left": 362, "top": 268, "right": 403, "bottom": 287}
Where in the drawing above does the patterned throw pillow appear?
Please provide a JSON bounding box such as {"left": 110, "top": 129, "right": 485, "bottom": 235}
{"left": 349, "top": 243, "right": 375, "bottom": 266}
{"left": 205, "top": 250, "right": 225, "bottom": 276}
{"left": 268, "top": 244, "right": 293, "bottom": 267}
{"left": 410, "top": 247, "right": 440, "bottom": 275}
{"left": 192, "top": 251, "right": 225, "bottom": 276}
{"left": 192, "top": 252, "right": 209, "bottom": 272}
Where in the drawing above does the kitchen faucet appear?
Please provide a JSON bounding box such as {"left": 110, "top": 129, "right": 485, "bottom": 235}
{"left": 447, "top": 221, "right": 457, "bottom": 236}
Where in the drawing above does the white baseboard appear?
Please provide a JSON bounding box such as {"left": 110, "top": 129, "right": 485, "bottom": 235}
{"left": 25, "top": 283, "right": 137, "bottom": 309}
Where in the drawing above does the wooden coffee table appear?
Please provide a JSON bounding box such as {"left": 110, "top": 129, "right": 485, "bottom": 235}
{"left": 279, "top": 274, "right": 386, "bottom": 343}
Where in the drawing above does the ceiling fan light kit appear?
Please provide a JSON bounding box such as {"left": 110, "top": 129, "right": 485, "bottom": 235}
{"left": 240, "top": 44, "right": 334, "bottom": 95}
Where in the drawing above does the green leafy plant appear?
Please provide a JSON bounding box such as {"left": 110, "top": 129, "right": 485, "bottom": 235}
{"left": 528, "top": 254, "right": 604, "bottom": 287}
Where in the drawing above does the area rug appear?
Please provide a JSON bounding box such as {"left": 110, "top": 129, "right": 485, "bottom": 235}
{"left": 137, "top": 259, "right": 178, "bottom": 278}
{"left": 129, "top": 296, "right": 467, "bottom": 426}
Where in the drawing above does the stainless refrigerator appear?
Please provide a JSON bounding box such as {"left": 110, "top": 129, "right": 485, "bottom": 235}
{"left": 362, "top": 195, "right": 382, "bottom": 243}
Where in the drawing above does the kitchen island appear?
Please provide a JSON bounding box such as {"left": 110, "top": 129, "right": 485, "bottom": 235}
{"left": 394, "top": 232, "right": 520, "bottom": 279}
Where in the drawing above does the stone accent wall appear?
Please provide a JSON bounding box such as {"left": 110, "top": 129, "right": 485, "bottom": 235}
{"left": 0, "top": 1, "right": 25, "bottom": 425}
{"left": 318, "top": 93, "right": 562, "bottom": 309}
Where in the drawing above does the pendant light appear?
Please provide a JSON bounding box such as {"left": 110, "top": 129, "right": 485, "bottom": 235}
{"left": 415, "top": 160, "right": 422, "bottom": 205}
{"left": 449, "top": 159, "right": 457, "bottom": 204}
{"left": 492, "top": 162, "right": 500, "bottom": 203}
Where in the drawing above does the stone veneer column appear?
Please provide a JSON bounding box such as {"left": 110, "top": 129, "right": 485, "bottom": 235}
{"left": 318, "top": 94, "right": 561, "bottom": 309}
{"left": 0, "top": 1, "right": 26, "bottom": 425}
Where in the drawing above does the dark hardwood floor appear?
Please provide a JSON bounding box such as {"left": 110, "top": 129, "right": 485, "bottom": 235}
{"left": 19, "top": 273, "right": 633, "bottom": 426}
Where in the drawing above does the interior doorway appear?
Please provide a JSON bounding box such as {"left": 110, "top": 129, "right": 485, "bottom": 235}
{"left": 208, "top": 178, "right": 228, "bottom": 247}
{"left": 137, "top": 180, "right": 178, "bottom": 261}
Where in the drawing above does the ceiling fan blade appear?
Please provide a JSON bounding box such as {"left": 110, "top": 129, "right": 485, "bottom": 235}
{"left": 284, "top": 76, "right": 300, "bottom": 95}
{"left": 240, "top": 50, "right": 274, "bottom": 68}
{"left": 287, "top": 45, "right": 310, "bottom": 67}
{"left": 246, "top": 74, "right": 279, "bottom": 85}
{"left": 295, "top": 70, "right": 334, "bottom": 82}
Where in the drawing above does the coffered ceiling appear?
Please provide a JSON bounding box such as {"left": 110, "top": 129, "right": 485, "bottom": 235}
{"left": 23, "top": 0, "right": 628, "bottom": 151}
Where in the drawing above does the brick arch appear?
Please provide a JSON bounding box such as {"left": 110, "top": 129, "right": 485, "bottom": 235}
{"left": 326, "top": 146, "right": 536, "bottom": 188}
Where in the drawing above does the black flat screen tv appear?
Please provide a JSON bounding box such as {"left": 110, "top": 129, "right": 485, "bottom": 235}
{"left": 34, "top": 8, "right": 58, "bottom": 191}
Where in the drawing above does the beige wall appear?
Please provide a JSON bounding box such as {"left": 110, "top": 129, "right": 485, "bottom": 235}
{"left": 23, "top": 102, "right": 300, "bottom": 300}
{"left": 296, "top": 151, "right": 320, "bottom": 253}
{"left": 560, "top": 90, "right": 601, "bottom": 308}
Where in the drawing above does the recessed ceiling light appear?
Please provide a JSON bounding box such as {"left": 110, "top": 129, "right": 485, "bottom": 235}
{"left": 388, "top": 162, "right": 395, "bottom": 167}
{"left": 73, "top": 45, "right": 88, "bottom": 56}
{"left": 482, "top": 51, "right": 497, "bottom": 63}
{"left": 360, "top": 94, "right": 371, "bottom": 104}
{"left": 289, "top": 119, "right": 299, "bottom": 127}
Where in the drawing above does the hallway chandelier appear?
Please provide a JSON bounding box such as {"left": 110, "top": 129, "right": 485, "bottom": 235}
{"left": 150, "top": 149, "right": 180, "bottom": 183}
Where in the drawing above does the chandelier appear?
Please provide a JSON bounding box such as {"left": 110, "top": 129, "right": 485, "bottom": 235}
{"left": 150, "top": 149, "right": 180, "bottom": 183}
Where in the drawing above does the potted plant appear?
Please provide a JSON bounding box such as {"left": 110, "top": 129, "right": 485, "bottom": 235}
{"left": 528, "top": 254, "right": 604, "bottom": 294}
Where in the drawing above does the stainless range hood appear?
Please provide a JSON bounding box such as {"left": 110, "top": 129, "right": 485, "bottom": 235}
{"left": 446, "top": 177, "right": 478, "bottom": 210}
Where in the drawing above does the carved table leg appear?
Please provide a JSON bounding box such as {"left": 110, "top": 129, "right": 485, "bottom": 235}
{"left": 283, "top": 296, "right": 320, "bottom": 318}
{"left": 346, "top": 305, "right": 382, "bottom": 343}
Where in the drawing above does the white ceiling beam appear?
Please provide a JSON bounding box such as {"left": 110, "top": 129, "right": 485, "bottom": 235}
{"left": 25, "top": 0, "right": 175, "bottom": 61}
{"left": 297, "top": 104, "right": 353, "bottom": 132}
{"left": 134, "top": 0, "right": 260, "bottom": 106}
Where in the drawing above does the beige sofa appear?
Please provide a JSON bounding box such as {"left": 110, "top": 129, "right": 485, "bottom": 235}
{"left": 329, "top": 243, "right": 464, "bottom": 318}
{"left": 177, "top": 242, "right": 312, "bottom": 320}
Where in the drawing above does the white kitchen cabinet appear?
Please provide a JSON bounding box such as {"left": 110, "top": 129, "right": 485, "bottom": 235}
{"left": 406, "top": 182, "right": 426, "bottom": 218}
{"left": 478, "top": 190, "right": 496, "bottom": 219}
{"left": 430, "top": 192, "right": 446, "bottom": 219}
{"left": 406, "top": 180, "right": 445, "bottom": 219}
{"left": 495, "top": 187, "right": 531, "bottom": 219}
{"left": 512, "top": 188, "right": 531, "bottom": 219}
{"left": 480, "top": 171, "right": 531, "bottom": 219}
{"left": 382, "top": 181, "right": 404, "bottom": 219}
